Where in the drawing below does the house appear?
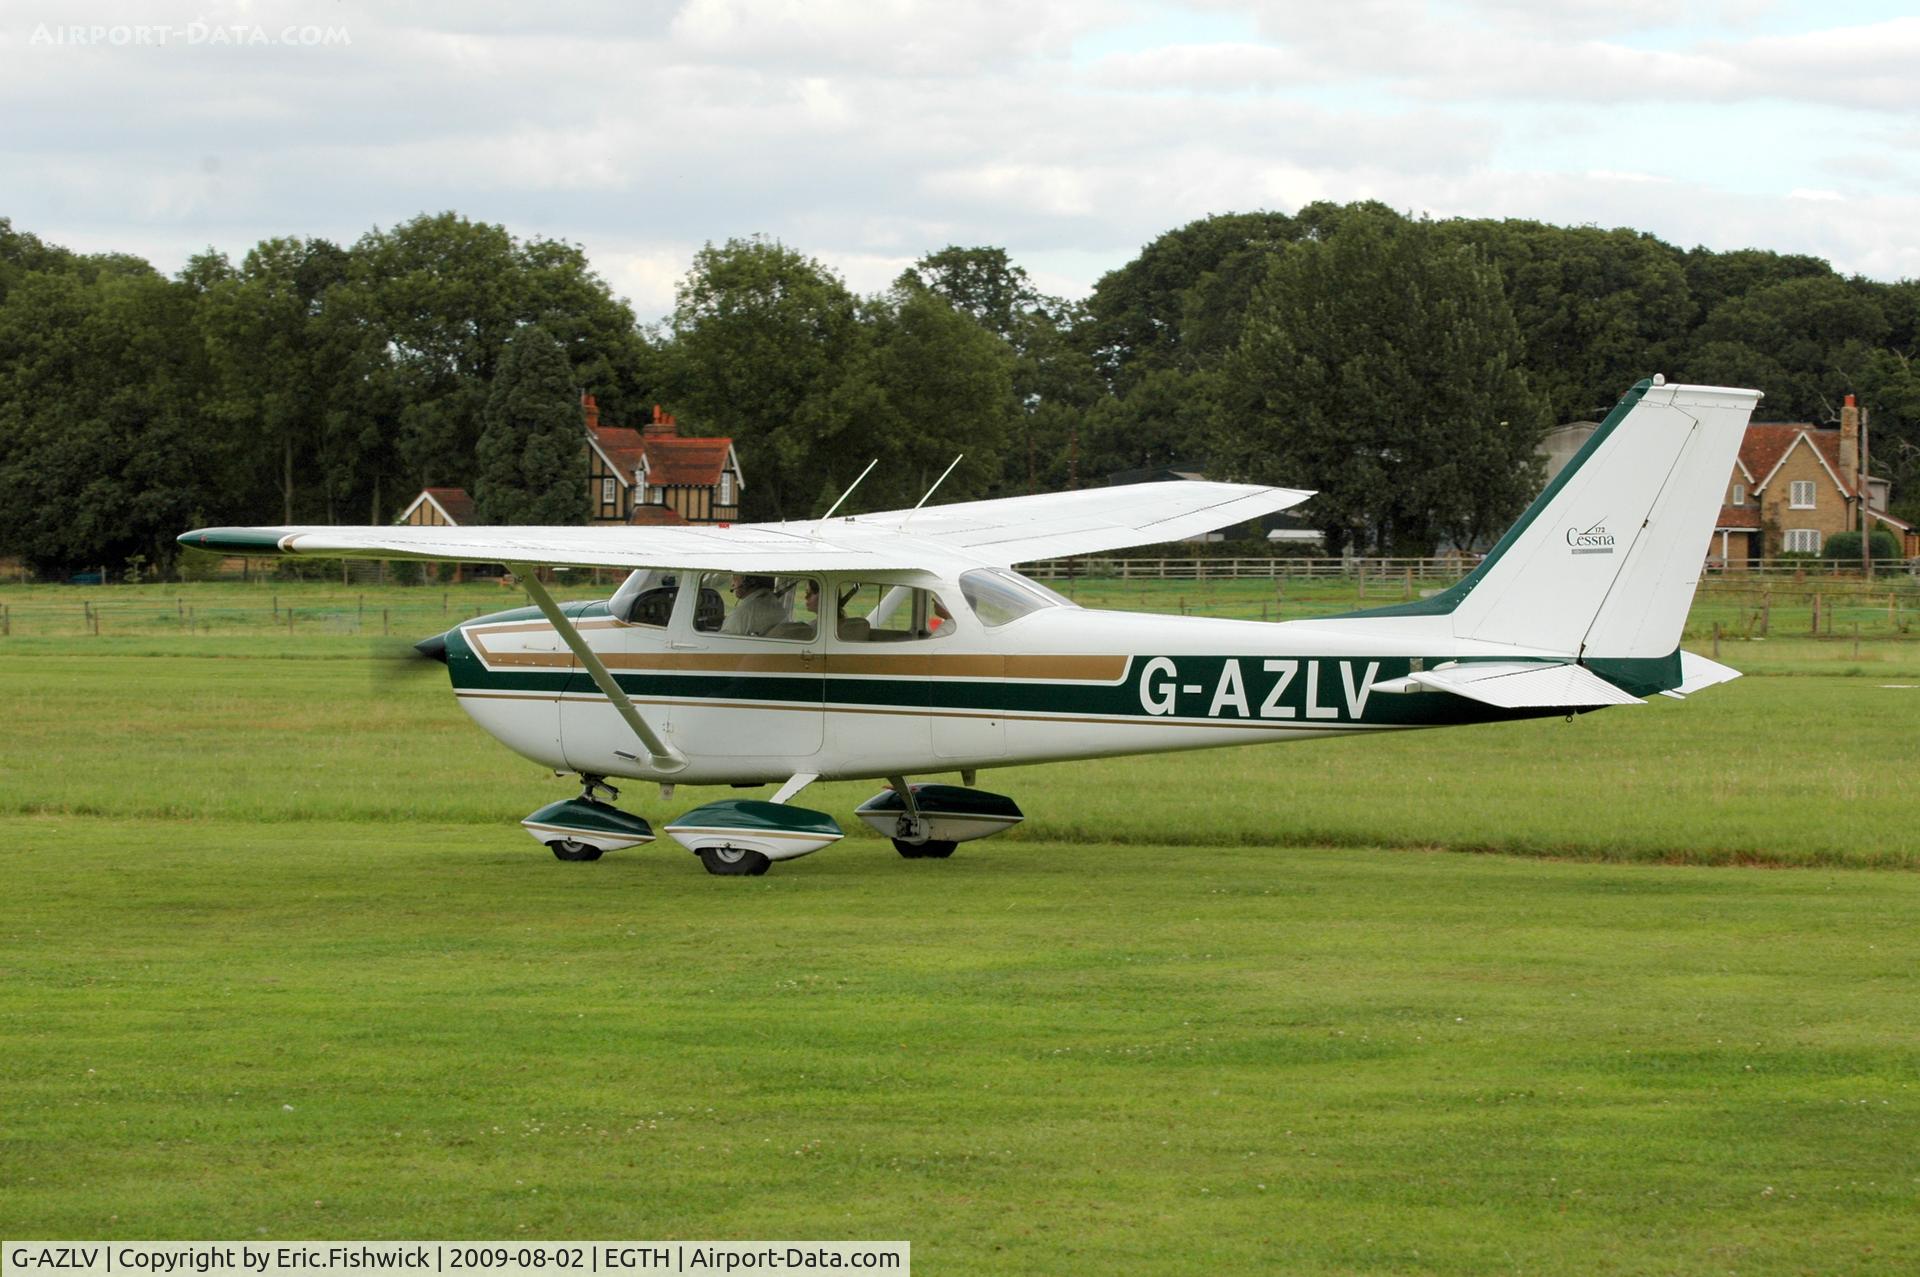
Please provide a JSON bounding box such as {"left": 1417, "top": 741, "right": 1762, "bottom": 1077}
{"left": 398, "top": 398, "right": 745, "bottom": 534}
{"left": 584, "top": 395, "right": 742, "bottom": 527}
{"left": 1710, "top": 396, "right": 1915, "bottom": 568}
{"left": 397, "top": 486, "right": 475, "bottom": 527}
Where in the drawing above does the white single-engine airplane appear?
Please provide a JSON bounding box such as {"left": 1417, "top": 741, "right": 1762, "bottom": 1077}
{"left": 180, "top": 378, "right": 1759, "bottom": 875}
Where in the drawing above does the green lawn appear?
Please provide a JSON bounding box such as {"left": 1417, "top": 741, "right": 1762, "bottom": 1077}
{"left": 2, "top": 583, "right": 1917, "bottom": 1271}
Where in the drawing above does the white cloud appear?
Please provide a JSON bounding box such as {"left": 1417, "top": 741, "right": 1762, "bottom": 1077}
{"left": 2, "top": 0, "right": 1915, "bottom": 326}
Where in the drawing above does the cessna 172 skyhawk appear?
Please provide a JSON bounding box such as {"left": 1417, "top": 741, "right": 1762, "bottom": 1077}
{"left": 180, "top": 378, "right": 1759, "bottom": 875}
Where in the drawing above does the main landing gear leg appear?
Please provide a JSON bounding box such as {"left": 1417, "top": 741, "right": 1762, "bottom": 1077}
{"left": 886, "top": 776, "right": 957, "bottom": 860}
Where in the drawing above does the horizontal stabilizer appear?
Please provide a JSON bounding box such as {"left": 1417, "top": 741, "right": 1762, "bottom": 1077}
{"left": 1374, "top": 661, "right": 1644, "bottom": 709}
{"left": 1674, "top": 650, "right": 1742, "bottom": 696}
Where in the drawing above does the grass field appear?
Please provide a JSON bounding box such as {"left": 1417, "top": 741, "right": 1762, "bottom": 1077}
{"left": 3, "top": 579, "right": 1917, "bottom": 1272}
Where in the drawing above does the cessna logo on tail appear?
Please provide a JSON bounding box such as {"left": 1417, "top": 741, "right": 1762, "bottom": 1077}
{"left": 1139, "top": 657, "right": 1381, "bottom": 721}
{"left": 1566, "top": 521, "right": 1616, "bottom": 554}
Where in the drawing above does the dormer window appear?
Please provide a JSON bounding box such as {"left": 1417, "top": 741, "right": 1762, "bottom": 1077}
{"left": 1730, "top": 483, "right": 1745, "bottom": 507}
{"left": 719, "top": 471, "right": 735, "bottom": 506}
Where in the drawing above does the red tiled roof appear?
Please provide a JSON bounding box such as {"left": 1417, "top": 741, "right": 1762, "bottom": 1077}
{"left": 1740, "top": 423, "right": 1855, "bottom": 496}
{"left": 588, "top": 422, "right": 731, "bottom": 488}
{"left": 1715, "top": 506, "right": 1763, "bottom": 530}
{"left": 589, "top": 423, "right": 648, "bottom": 479}
{"left": 645, "top": 436, "right": 731, "bottom": 487}
{"left": 628, "top": 503, "right": 691, "bottom": 527}
{"left": 423, "top": 486, "right": 474, "bottom": 523}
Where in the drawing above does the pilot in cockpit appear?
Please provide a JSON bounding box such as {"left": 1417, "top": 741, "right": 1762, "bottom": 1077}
{"left": 721, "top": 574, "right": 788, "bottom": 636}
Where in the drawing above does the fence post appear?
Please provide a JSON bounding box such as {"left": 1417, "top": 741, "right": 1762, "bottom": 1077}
{"left": 1712, "top": 621, "right": 1721, "bottom": 660}
{"left": 288, "top": 608, "right": 294, "bottom": 636}
{"left": 1811, "top": 593, "right": 1820, "bottom": 635}
{"left": 272, "top": 593, "right": 279, "bottom": 621}
{"left": 1760, "top": 591, "right": 1771, "bottom": 637}
{"left": 2, "top": 602, "right": 8, "bottom": 636}
{"left": 383, "top": 608, "right": 389, "bottom": 637}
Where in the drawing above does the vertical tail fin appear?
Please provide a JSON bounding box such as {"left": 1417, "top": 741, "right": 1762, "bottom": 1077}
{"left": 1357, "top": 379, "right": 1761, "bottom": 662}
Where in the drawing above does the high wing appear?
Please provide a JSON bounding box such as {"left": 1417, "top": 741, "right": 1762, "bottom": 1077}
{"left": 179, "top": 481, "right": 1312, "bottom": 573}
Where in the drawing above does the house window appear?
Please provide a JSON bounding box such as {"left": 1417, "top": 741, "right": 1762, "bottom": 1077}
{"left": 719, "top": 471, "right": 734, "bottom": 506}
{"left": 1784, "top": 529, "right": 1822, "bottom": 554}
{"left": 601, "top": 476, "right": 616, "bottom": 508}
{"left": 649, "top": 485, "right": 663, "bottom": 504}
{"left": 1789, "top": 480, "right": 1816, "bottom": 509}
{"left": 1730, "top": 483, "right": 1745, "bottom": 507}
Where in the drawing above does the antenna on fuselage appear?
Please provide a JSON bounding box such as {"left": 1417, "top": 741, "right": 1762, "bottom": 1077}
{"left": 901, "top": 454, "right": 964, "bottom": 529}
{"left": 821, "top": 458, "right": 878, "bottom": 520}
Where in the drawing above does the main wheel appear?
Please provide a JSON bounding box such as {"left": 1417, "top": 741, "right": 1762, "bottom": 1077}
{"left": 699, "top": 845, "right": 771, "bottom": 876}
{"left": 893, "top": 838, "right": 956, "bottom": 859}
{"left": 549, "top": 840, "right": 604, "bottom": 862}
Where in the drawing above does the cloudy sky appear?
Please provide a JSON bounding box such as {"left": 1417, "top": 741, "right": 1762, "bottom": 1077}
{"left": 4, "top": 0, "right": 1916, "bottom": 320}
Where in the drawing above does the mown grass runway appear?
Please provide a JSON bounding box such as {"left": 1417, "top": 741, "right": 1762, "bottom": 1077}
{"left": 3, "top": 582, "right": 1917, "bottom": 1272}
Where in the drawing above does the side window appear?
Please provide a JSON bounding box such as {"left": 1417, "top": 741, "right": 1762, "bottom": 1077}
{"left": 694, "top": 572, "right": 816, "bottom": 641}
{"left": 830, "top": 583, "right": 953, "bottom": 643}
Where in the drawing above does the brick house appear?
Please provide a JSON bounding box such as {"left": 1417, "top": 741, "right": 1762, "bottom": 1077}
{"left": 1710, "top": 396, "right": 1915, "bottom": 568}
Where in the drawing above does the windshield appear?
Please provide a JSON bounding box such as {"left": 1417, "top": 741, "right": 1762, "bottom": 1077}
{"left": 958, "top": 568, "right": 1074, "bottom": 628}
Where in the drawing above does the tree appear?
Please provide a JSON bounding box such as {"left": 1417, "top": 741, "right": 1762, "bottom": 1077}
{"left": 338, "top": 213, "right": 650, "bottom": 503}
{"left": 1446, "top": 220, "right": 1694, "bottom": 423}
{"left": 1220, "top": 209, "right": 1547, "bottom": 554}
{"left": 897, "top": 247, "right": 1102, "bottom": 493}
{"left": 0, "top": 260, "right": 221, "bottom": 573}
{"left": 1083, "top": 210, "right": 1298, "bottom": 391}
{"left": 667, "top": 237, "right": 861, "bottom": 519}
{"left": 474, "top": 326, "right": 587, "bottom": 525}
{"left": 195, "top": 237, "right": 357, "bottom": 525}
{"left": 824, "top": 286, "right": 1015, "bottom": 511}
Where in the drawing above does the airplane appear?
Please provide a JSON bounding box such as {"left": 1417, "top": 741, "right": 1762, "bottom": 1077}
{"left": 179, "top": 377, "right": 1760, "bottom": 876}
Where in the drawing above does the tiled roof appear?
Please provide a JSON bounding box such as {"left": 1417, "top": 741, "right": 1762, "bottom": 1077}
{"left": 1741, "top": 423, "right": 1854, "bottom": 496}
{"left": 588, "top": 423, "right": 732, "bottom": 488}
{"left": 645, "top": 437, "right": 732, "bottom": 487}
{"left": 628, "top": 503, "right": 691, "bottom": 527}
{"left": 588, "top": 424, "right": 648, "bottom": 480}
{"left": 1715, "top": 506, "right": 1763, "bottom": 530}
{"left": 423, "top": 486, "right": 474, "bottom": 524}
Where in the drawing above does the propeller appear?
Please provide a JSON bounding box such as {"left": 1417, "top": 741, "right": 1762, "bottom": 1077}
{"left": 370, "top": 630, "right": 451, "bottom": 688}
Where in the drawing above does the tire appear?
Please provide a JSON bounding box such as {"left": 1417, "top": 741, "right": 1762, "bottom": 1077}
{"left": 699, "top": 845, "right": 771, "bottom": 876}
{"left": 549, "top": 840, "right": 604, "bottom": 862}
{"left": 893, "top": 838, "right": 956, "bottom": 859}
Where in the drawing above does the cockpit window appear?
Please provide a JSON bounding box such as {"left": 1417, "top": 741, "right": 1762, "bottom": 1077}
{"left": 611, "top": 569, "right": 680, "bottom": 628}
{"left": 694, "top": 572, "right": 817, "bottom": 641}
{"left": 959, "top": 568, "right": 1073, "bottom": 627}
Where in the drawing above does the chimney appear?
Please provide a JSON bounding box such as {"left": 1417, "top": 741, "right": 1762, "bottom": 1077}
{"left": 581, "top": 392, "right": 600, "bottom": 431}
{"left": 644, "top": 403, "right": 676, "bottom": 438}
{"left": 1840, "top": 394, "right": 1860, "bottom": 490}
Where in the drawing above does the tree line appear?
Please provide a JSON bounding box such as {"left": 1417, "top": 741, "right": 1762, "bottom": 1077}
{"left": 2, "top": 202, "right": 1915, "bottom": 574}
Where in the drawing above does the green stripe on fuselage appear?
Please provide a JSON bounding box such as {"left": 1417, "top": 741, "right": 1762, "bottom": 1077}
{"left": 446, "top": 642, "right": 1582, "bottom": 729}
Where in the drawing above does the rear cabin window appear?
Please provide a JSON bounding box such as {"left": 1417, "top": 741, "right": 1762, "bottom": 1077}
{"left": 959, "top": 568, "right": 1071, "bottom": 627}
{"left": 830, "top": 583, "right": 954, "bottom": 642}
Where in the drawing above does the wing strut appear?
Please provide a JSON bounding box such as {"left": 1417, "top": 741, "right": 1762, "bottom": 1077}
{"left": 509, "top": 563, "right": 686, "bottom": 774}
